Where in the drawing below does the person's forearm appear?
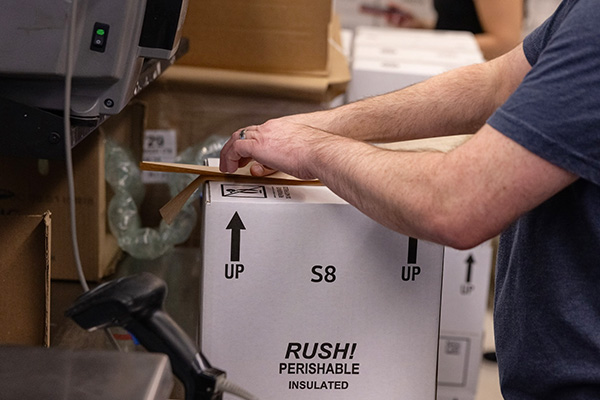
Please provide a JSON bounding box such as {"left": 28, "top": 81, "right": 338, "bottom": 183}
{"left": 307, "top": 135, "right": 447, "bottom": 242}
{"left": 219, "top": 46, "right": 533, "bottom": 247}
{"left": 305, "top": 123, "right": 575, "bottom": 250}
{"left": 288, "top": 60, "right": 507, "bottom": 143}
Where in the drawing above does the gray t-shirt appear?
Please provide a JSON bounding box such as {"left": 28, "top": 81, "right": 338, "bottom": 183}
{"left": 487, "top": 0, "right": 600, "bottom": 398}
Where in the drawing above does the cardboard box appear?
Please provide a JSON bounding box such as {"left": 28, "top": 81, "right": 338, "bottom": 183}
{"left": 0, "top": 107, "right": 145, "bottom": 281}
{"left": 200, "top": 181, "right": 444, "bottom": 399}
{"left": 348, "top": 58, "right": 450, "bottom": 101}
{"left": 353, "top": 44, "right": 483, "bottom": 67}
{"left": 0, "top": 213, "right": 51, "bottom": 346}
{"left": 131, "top": 81, "right": 340, "bottom": 236}
{"left": 336, "top": 141, "right": 492, "bottom": 399}
{"left": 437, "top": 242, "right": 493, "bottom": 400}
{"left": 162, "top": 13, "right": 350, "bottom": 104}
{"left": 347, "top": 26, "right": 484, "bottom": 102}
{"left": 180, "top": 0, "right": 332, "bottom": 74}
{"left": 352, "top": 27, "right": 482, "bottom": 52}
{"left": 134, "top": 71, "right": 338, "bottom": 150}
{"left": 341, "top": 26, "right": 490, "bottom": 399}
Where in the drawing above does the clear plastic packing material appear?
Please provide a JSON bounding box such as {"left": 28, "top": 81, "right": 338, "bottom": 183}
{"left": 104, "top": 135, "right": 227, "bottom": 259}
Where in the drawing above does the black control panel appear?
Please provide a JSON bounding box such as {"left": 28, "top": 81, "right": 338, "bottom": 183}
{"left": 90, "top": 22, "right": 110, "bottom": 52}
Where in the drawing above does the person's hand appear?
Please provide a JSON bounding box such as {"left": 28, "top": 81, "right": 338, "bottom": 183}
{"left": 384, "top": 3, "right": 418, "bottom": 27}
{"left": 359, "top": 3, "right": 422, "bottom": 28}
{"left": 247, "top": 162, "right": 278, "bottom": 177}
{"left": 219, "top": 117, "right": 332, "bottom": 180}
{"left": 386, "top": 3, "right": 429, "bottom": 28}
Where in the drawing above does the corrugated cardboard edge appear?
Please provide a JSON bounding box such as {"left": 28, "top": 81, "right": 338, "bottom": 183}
{"left": 42, "top": 211, "right": 51, "bottom": 347}
{"left": 139, "top": 162, "right": 321, "bottom": 224}
{"left": 0, "top": 212, "right": 52, "bottom": 346}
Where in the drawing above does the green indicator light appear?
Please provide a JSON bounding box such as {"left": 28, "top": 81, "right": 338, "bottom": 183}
{"left": 96, "top": 29, "right": 105, "bottom": 36}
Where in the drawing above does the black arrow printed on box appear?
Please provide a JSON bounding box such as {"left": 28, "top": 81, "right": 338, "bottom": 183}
{"left": 465, "top": 254, "right": 475, "bottom": 283}
{"left": 407, "top": 237, "right": 418, "bottom": 264}
{"left": 226, "top": 212, "right": 245, "bottom": 262}
{"left": 225, "top": 219, "right": 420, "bottom": 264}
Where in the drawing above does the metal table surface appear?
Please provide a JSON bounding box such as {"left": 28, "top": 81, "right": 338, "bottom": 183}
{"left": 0, "top": 345, "right": 174, "bottom": 400}
{"left": 50, "top": 247, "right": 203, "bottom": 399}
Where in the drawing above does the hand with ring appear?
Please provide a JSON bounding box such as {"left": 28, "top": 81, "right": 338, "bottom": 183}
{"left": 220, "top": 126, "right": 276, "bottom": 177}
{"left": 219, "top": 120, "right": 329, "bottom": 180}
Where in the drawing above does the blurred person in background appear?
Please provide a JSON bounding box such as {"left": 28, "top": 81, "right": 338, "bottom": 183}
{"left": 364, "top": 0, "right": 523, "bottom": 60}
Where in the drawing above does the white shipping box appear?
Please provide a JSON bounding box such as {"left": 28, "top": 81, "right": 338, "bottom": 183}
{"left": 342, "top": 26, "right": 490, "bottom": 399}
{"left": 352, "top": 45, "right": 483, "bottom": 68}
{"left": 347, "top": 26, "right": 484, "bottom": 102}
{"left": 437, "top": 242, "right": 493, "bottom": 400}
{"left": 352, "top": 27, "right": 482, "bottom": 52}
{"left": 200, "top": 181, "right": 445, "bottom": 399}
{"left": 348, "top": 58, "right": 449, "bottom": 101}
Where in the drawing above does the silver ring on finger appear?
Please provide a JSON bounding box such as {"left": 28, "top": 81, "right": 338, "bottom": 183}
{"left": 239, "top": 129, "right": 247, "bottom": 140}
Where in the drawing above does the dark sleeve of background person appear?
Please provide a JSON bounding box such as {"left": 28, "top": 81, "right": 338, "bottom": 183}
{"left": 434, "top": 0, "right": 484, "bottom": 34}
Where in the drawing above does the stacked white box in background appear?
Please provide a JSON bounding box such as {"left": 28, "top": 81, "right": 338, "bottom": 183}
{"left": 347, "top": 26, "right": 484, "bottom": 102}
{"left": 200, "top": 181, "right": 444, "bottom": 399}
{"left": 437, "top": 243, "right": 493, "bottom": 400}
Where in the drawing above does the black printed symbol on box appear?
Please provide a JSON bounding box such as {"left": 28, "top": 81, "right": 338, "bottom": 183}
{"left": 439, "top": 336, "right": 470, "bottom": 387}
{"left": 445, "top": 340, "right": 462, "bottom": 355}
{"left": 221, "top": 184, "right": 267, "bottom": 198}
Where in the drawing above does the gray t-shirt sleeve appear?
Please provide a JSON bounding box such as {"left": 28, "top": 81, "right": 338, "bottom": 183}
{"left": 487, "top": 0, "right": 600, "bottom": 185}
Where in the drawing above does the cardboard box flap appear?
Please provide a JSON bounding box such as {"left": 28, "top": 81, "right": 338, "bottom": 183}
{"left": 0, "top": 212, "right": 51, "bottom": 346}
{"left": 139, "top": 161, "right": 321, "bottom": 224}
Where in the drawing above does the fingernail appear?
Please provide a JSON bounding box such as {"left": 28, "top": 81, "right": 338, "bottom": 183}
{"left": 251, "top": 164, "right": 264, "bottom": 176}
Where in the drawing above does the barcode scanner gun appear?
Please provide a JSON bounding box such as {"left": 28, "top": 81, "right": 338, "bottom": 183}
{"left": 65, "top": 272, "right": 225, "bottom": 400}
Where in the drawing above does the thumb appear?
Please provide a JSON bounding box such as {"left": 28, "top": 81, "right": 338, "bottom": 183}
{"left": 250, "top": 162, "right": 277, "bottom": 177}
